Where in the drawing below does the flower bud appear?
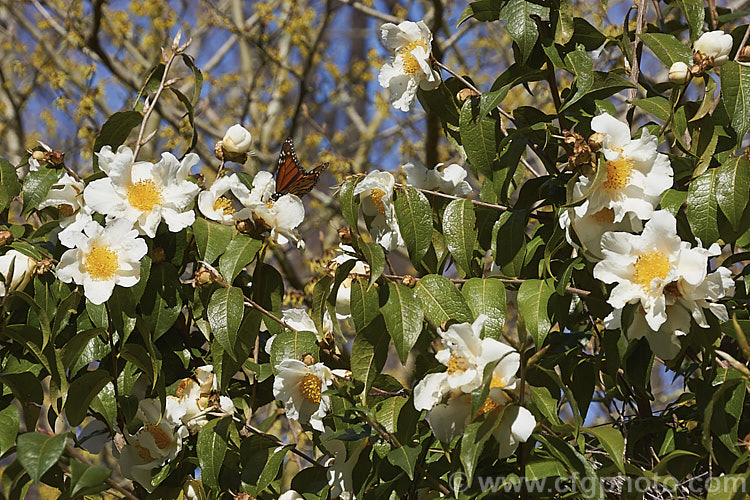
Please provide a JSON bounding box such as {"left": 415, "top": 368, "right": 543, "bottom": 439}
{"left": 694, "top": 30, "right": 734, "bottom": 67}
{"left": 739, "top": 46, "right": 750, "bottom": 62}
{"left": 222, "top": 124, "right": 253, "bottom": 154}
{"left": 669, "top": 61, "right": 691, "bottom": 84}
{"left": 0, "top": 230, "right": 13, "bottom": 246}
{"left": 0, "top": 250, "right": 37, "bottom": 296}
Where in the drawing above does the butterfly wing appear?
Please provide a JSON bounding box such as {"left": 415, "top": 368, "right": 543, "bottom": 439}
{"left": 273, "top": 138, "right": 328, "bottom": 199}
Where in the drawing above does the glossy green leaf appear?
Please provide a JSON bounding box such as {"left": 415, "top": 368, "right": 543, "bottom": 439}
{"left": 193, "top": 217, "right": 234, "bottom": 264}
{"left": 677, "top": 0, "right": 705, "bottom": 40}
{"left": 21, "top": 166, "right": 63, "bottom": 216}
{"left": 381, "top": 283, "right": 424, "bottom": 363}
{"left": 351, "top": 316, "right": 389, "bottom": 400}
{"left": 716, "top": 156, "right": 750, "bottom": 231}
{"left": 92, "top": 110, "right": 142, "bottom": 170}
{"left": 350, "top": 277, "right": 380, "bottom": 333}
{"left": 219, "top": 233, "right": 262, "bottom": 282}
{"left": 65, "top": 370, "right": 111, "bottom": 427}
{"left": 721, "top": 62, "right": 750, "bottom": 145}
{"left": 17, "top": 432, "right": 68, "bottom": 483}
{"left": 687, "top": 167, "right": 720, "bottom": 245}
{"left": 0, "top": 157, "right": 21, "bottom": 213}
{"left": 394, "top": 185, "right": 432, "bottom": 267}
{"left": 208, "top": 286, "right": 244, "bottom": 358}
{"left": 460, "top": 99, "right": 500, "bottom": 177}
{"left": 387, "top": 444, "right": 421, "bottom": 480}
{"left": 416, "top": 274, "right": 473, "bottom": 325}
{"left": 584, "top": 426, "right": 625, "bottom": 473}
{"left": 492, "top": 211, "right": 527, "bottom": 277}
{"left": 443, "top": 199, "right": 477, "bottom": 276}
{"left": 517, "top": 278, "right": 555, "bottom": 348}
{"left": 141, "top": 263, "right": 183, "bottom": 339}
{"left": 69, "top": 459, "right": 111, "bottom": 496}
{"left": 458, "top": 0, "right": 502, "bottom": 27}
{"left": 0, "top": 404, "right": 20, "bottom": 457}
{"left": 461, "top": 278, "right": 506, "bottom": 339}
{"left": 360, "top": 241, "right": 385, "bottom": 287}
{"left": 197, "top": 418, "right": 229, "bottom": 489}
{"left": 639, "top": 33, "right": 693, "bottom": 67}
{"left": 499, "top": 0, "right": 549, "bottom": 63}
{"left": 560, "top": 44, "right": 594, "bottom": 111}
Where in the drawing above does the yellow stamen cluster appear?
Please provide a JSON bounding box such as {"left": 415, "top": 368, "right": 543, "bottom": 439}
{"left": 633, "top": 250, "right": 671, "bottom": 289}
{"left": 477, "top": 397, "right": 501, "bottom": 416}
{"left": 398, "top": 40, "right": 429, "bottom": 76}
{"left": 300, "top": 373, "right": 323, "bottom": 404}
{"left": 602, "top": 157, "right": 635, "bottom": 191}
{"left": 446, "top": 354, "right": 470, "bottom": 375}
{"left": 370, "top": 188, "right": 387, "bottom": 216}
{"left": 213, "top": 196, "right": 235, "bottom": 215}
{"left": 127, "top": 179, "right": 163, "bottom": 212}
{"left": 84, "top": 245, "right": 119, "bottom": 280}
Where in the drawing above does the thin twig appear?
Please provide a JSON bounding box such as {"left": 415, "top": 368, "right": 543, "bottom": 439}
{"left": 238, "top": 418, "right": 325, "bottom": 469}
{"left": 381, "top": 274, "right": 591, "bottom": 296}
{"left": 331, "top": 0, "right": 403, "bottom": 24}
{"left": 734, "top": 24, "right": 750, "bottom": 62}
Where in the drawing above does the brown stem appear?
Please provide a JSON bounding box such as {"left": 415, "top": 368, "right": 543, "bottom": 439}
{"left": 382, "top": 274, "right": 591, "bottom": 297}
{"left": 734, "top": 24, "right": 750, "bottom": 62}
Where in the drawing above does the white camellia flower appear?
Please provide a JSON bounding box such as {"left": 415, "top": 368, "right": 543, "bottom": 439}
{"left": 428, "top": 393, "right": 536, "bottom": 457}
{"left": 594, "top": 211, "right": 734, "bottom": 358}
{"left": 378, "top": 20, "right": 441, "bottom": 111}
{"left": 694, "top": 30, "right": 733, "bottom": 67}
{"left": 572, "top": 114, "right": 673, "bottom": 224}
{"left": 37, "top": 172, "right": 93, "bottom": 248}
{"left": 403, "top": 162, "right": 472, "bottom": 195}
{"left": 278, "top": 491, "right": 304, "bottom": 500}
{"left": 55, "top": 218, "right": 148, "bottom": 305}
{"left": 330, "top": 244, "right": 370, "bottom": 320}
{"left": 245, "top": 171, "right": 306, "bottom": 249}
{"left": 170, "top": 365, "right": 235, "bottom": 433}
{"left": 118, "top": 398, "right": 189, "bottom": 492}
{"left": 413, "top": 315, "right": 520, "bottom": 411}
{"left": 222, "top": 124, "right": 253, "bottom": 154}
{"left": 273, "top": 359, "right": 333, "bottom": 431}
{"left": 85, "top": 146, "right": 201, "bottom": 238}
{"left": 353, "top": 171, "right": 403, "bottom": 251}
{"left": 559, "top": 207, "right": 642, "bottom": 261}
{"left": 321, "top": 428, "right": 364, "bottom": 499}
{"left": 265, "top": 308, "right": 334, "bottom": 354}
{"left": 0, "top": 250, "right": 37, "bottom": 297}
{"left": 197, "top": 173, "right": 253, "bottom": 224}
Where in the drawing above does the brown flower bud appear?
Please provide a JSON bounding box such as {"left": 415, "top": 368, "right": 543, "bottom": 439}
{"left": 35, "top": 258, "right": 54, "bottom": 275}
{"left": 31, "top": 150, "right": 46, "bottom": 161}
{"left": 0, "top": 230, "right": 13, "bottom": 246}
{"left": 456, "top": 88, "right": 481, "bottom": 103}
{"left": 45, "top": 150, "right": 65, "bottom": 166}
{"left": 235, "top": 218, "right": 254, "bottom": 234}
{"left": 194, "top": 266, "right": 214, "bottom": 287}
{"left": 739, "top": 46, "right": 750, "bottom": 62}
{"left": 588, "top": 132, "right": 605, "bottom": 152}
{"left": 401, "top": 274, "right": 417, "bottom": 288}
{"left": 337, "top": 226, "right": 352, "bottom": 245}
{"left": 301, "top": 353, "right": 316, "bottom": 366}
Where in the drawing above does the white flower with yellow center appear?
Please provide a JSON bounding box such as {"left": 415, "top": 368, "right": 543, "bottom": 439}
{"left": 353, "top": 171, "right": 403, "bottom": 251}
{"left": 169, "top": 365, "right": 235, "bottom": 433}
{"left": 413, "top": 315, "right": 520, "bottom": 411}
{"left": 118, "top": 398, "right": 189, "bottom": 492}
{"left": 0, "top": 250, "right": 37, "bottom": 297}
{"left": 428, "top": 392, "right": 536, "bottom": 457}
{"left": 559, "top": 207, "right": 642, "bottom": 261}
{"left": 403, "top": 162, "right": 472, "bottom": 195}
{"left": 84, "top": 146, "right": 201, "bottom": 238}
{"left": 694, "top": 30, "right": 734, "bottom": 67}
{"left": 37, "top": 172, "right": 94, "bottom": 248}
{"left": 197, "top": 173, "right": 253, "bottom": 224}
{"left": 55, "top": 218, "right": 148, "bottom": 305}
{"left": 245, "top": 171, "right": 306, "bottom": 249}
{"left": 594, "top": 210, "right": 724, "bottom": 333}
{"left": 265, "top": 308, "right": 334, "bottom": 354}
{"left": 378, "top": 20, "right": 441, "bottom": 111}
{"left": 573, "top": 114, "right": 673, "bottom": 224}
{"left": 273, "top": 359, "right": 333, "bottom": 431}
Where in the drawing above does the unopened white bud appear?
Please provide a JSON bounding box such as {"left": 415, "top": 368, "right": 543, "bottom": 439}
{"left": 669, "top": 61, "right": 690, "bottom": 84}
{"left": 694, "top": 30, "right": 733, "bottom": 67}
{"left": 221, "top": 124, "right": 253, "bottom": 154}
{"left": 0, "top": 250, "right": 37, "bottom": 297}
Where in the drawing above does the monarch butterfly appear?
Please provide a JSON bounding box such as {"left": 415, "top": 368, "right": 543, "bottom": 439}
{"left": 271, "top": 138, "right": 329, "bottom": 200}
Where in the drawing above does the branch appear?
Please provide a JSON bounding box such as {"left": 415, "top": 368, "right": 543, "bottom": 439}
{"left": 332, "top": 0, "right": 403, "bottom": 24}
{"left": 381, "top": 273, "right": 592, "bottom": 296}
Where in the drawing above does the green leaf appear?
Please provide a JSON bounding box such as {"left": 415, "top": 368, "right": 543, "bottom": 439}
{"left": 0, "top": 157, "right": 21, "bottom": 213}
{"left": 270, "top": 330, "right": 320, "bottom": 370}
{"left": 181, "top": 53, "right": 204, "bottom": 105}
{"left": 197, "top": 418, "right": 229, "bottom": 489}
{"left": 350, "top": 277, "right": 380, "bottom": 333}
{"left": 339, "top": 176, "right": 361, "bottom": 231}
{"left": 716, "top": 156, "right": 750, "bottom": 230}
{"left": 394, "top": 186, "right": 432, "bottom": 267}
{"left": 460, "top": 99, "right": 500, "bottom": 177}
{"left": 553, "top": 0, "right": 575, "bottom": 44}
{"left": 639, "top": 33, "right": 693, "bottom": 67}
{"left": 64, "top": 370, "right": 111, "bottom": 427}
{"left": 69, "top": 459, "right": 111, "bottom": 497}
{"left": 517, "top": 278, "right": 555, "bottom": 348}
{"left": 311, "top": 275, "right": 332, "bottom": 335}
{"left": 17, "top": 432, "right": 68, "bottom": 483}
{"left": 632, "top": 96, "right": 671, "bottom": 122}
{"left": 92, "top": 111, "right": 142, "bottom": 170}
{"left": 141, "top": 263, "right": 183, "bottom": 340}
{"left": 120, "top": 343, "right": 159, "bottom": 387}
{"left": 360, "top": 241, "right": 385, "bottom": 287}
{"left": 536, "top": 434, "right": 604, "bottom": 499}
{"left": 492, "top": 211, "right": 527, "bottom": 277}
{"left": 168, "top": 87, "right": 198, "bottom": 156}
{"left": 458, "top": 0, "right": 502, "bottom": 27}
{"left": 460, "top": 413, "right": 504, "bottom": 484}
{"left": 219, "top": 233, "right": 262, "bottom": 282}
{"left": 257, "top": 444, "right": 293, "bottom": 492}
{"left": 386, "top": 444, "right": 421, "bottom": 480}
{"left": 687, "top": 167, "right": 720, "bottom": 245}
{"left": 108, "top": 286, "right": 137, "bottom": 343}
{"left": 560, "top": 44, "right": 594, "bottom": 111}
{"left": 443, "top": 199, "right": 477, "bottom": 276}
{"left": 499, "top": 0, "right": 549, "bottom": 63}
{"left": 381, "top": 283, "right": 424, "bottom": 363}
{"left": 721, "top": 62, "right": 750, "bottom": 146}
{"left": 0, "top": 404, "right": 20, "bottom": 457}
{"left": 529, "top": 385, "right": 561, "bottom": 425}
{"left": 660, "top": 189, "right": 688, "bottom": 216}
{"left": 351, "top": 316, "right": 389, "bottom": 400}
{"left": 677, "top": 0, "right": 705, "bottom": 41}
{"left": 461, "top": 278, "right": 506, "bottom": 339}
{"left": 208, "top": 286, "right": 244, "bottom": 358}
{"left": 193, "top": 217, "right": 234, "bottom": 264}
{"left": 416, "top": 274, "right": 473, "bottom": 325}
{"left": 584, "top": 426, "right": 625, "bottom": 473}
{"left": 21, "top": 166, "right": 63, "bottom": 216}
